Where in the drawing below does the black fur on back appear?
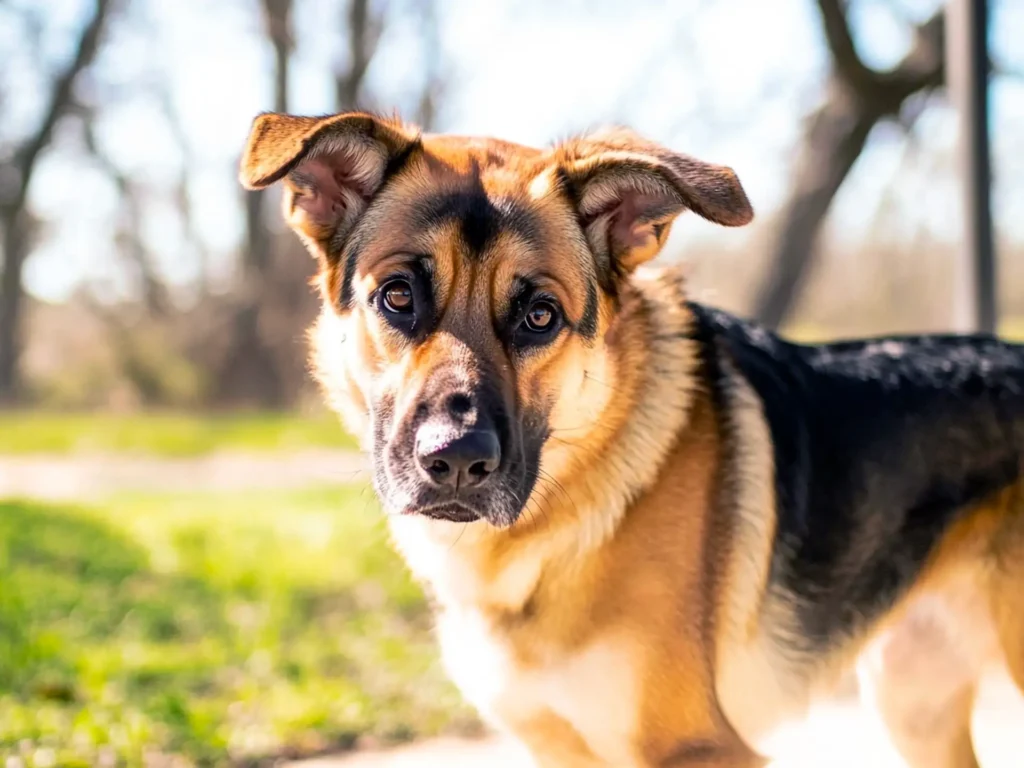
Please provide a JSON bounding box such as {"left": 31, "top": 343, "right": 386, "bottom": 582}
{"left": 689, "top": 303, "right": 1024, "bottom": 650}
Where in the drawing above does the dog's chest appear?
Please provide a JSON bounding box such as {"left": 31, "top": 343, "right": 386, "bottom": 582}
{"left": 437, "top": 606, "right": 643, "bottom": 765}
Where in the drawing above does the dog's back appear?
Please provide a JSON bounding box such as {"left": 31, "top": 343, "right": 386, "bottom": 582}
{"left": 697, "top": 302, "right": 1024, "bottom": 764}
{"left": 695, "top": 303, "right": 1024, "bottom": 646}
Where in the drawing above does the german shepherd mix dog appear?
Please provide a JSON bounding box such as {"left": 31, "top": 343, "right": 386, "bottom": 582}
{"left": 241, "top": 112, "right": 1024, "bottom": 767}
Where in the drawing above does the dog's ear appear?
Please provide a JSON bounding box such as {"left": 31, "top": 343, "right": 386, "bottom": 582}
{"left": 239, "top": 112, "right": 419, "bottom": 259}
{"left": 554, "top": 128, "right": 753, "bottom": 275}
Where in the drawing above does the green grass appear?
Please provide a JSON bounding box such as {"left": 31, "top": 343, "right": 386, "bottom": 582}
{"left": 0, "top": 487, "right": 475, "bottom": 767}
{"left": 0, "top": 411, "right": 358, "bottom": 456}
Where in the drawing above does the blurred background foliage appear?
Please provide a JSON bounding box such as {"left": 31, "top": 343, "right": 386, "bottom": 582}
{"left": 0, "top": 0, "right": 1022, "bottom": 411}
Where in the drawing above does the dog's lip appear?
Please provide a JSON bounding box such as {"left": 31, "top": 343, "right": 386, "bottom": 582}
{"left": 407, "top": 501, "right": 482, "bottom": 523}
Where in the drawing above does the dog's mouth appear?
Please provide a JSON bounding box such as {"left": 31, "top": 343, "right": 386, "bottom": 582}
{"left": 406, "top": 500, "right": 482, "bottom": 524}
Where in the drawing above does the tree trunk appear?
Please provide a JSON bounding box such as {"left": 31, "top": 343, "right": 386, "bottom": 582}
{"left": 336, "top": 0, "right": 374, "bottom": 110}
{"left": 217, "top": 0, "right": 293, "bottom": 407}
{"left": 0, "top": 211, "right": 28, "bottom": 404}
{"left": 753, "top": 79, "right": 879, "bottom": 328}
{"left": 753, "top": 3, "right": 945, "bottom": 329}
{"left": 0, "top": 0, "right": 113, "bottom": 404}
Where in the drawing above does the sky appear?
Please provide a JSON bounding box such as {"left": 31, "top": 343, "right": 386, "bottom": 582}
{"left": 4, "top": 0, "right": 1024, "bottom": 303}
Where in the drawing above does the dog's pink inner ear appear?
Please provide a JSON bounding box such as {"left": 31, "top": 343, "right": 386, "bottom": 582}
{"left": 605, "top": 191, "right": 669, "bottom": 252}
{"left": 239, "top": 112, "right": 419, "bottom": 259}
{"left": 291, "top": 159, "right": 344, "bottom": 224}
{"left": 291, "top": 155, "right": 362, "bottom": 227}
{"left": 554, "top": 128, "right": 753, "bottom": 275}
{"left": 574, "top": 178, "right": 684, "bottom": 272}
{"left": 287, "top": 139, "right": 388, "bottom": 231}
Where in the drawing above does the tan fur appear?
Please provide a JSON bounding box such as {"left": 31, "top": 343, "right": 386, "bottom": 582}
{"left": 241, "top": 111, "right": 1024, "bottom": 767}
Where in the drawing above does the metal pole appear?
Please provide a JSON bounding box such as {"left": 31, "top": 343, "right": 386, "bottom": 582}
{"left": 947, "top": 0, "right": 997, "bottom": 334}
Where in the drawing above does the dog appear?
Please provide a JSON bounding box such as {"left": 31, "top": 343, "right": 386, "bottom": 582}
{"left": 240, "top": 111, "right": 1024, "bottom": 767}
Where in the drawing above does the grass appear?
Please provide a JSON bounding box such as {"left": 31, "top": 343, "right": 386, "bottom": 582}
{"left": 0, "top": 486, "right": 475, "bottom": 767}
{"left": 0, "top": 411, "right": 358, "bottom": 456}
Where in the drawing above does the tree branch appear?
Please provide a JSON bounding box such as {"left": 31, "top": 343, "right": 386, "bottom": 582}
{"left": 816, "top": 0, "right": 875, "bottom": 92}
{"left": 753, "top": 80, "right": 877, "bottom": 327}
{"left": 5, "top": 0, "right": 113, "bottom": 213}
{"left": 81, "top": 116, "right": 169, "bottom": 316}
{"left": 260, "top": 0, "right": 293, "bottom": 113}
{"left": 882, "top": 11, "right": 946, "bottom": 99}
{"left": 155, "top": 85, "right": 211, "bottom": 296}
{"left": 412, "top": 0, "right": 444, "bottom": 130}
{"left": 336, "top": 0, "right": 383, "bottom": 110}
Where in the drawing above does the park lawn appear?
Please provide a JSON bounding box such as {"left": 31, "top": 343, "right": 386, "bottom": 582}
{"left": 0, "top": 411, "right": 358, "bottom": 456}
{"left": 0, "top": 486, "right": 475, "bottom": 767}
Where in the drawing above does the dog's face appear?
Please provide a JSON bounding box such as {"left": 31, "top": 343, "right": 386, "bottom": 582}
{"left": 240, "top": 113, "right": 751, "bottom": 527}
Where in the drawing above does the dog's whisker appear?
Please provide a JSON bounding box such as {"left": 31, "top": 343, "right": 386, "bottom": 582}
{"left": 582, "top": 371, "right": 635, "bottom": 398}
{"left": 448, "top": 521, "right": 471, "bottom": 551}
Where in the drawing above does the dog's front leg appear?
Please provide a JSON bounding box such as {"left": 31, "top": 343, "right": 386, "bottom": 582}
{"left": 510, "top": 711, "right": 610, "bottom": 768}
{"left": 657, "top": 743, "right": 767, "bottom": 768}
{"left": 513, "top": 719, "right": 767, "bottom": 768}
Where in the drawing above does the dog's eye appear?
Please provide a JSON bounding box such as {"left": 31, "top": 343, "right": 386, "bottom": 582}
{"left": 514, "top": 300, "right": 562, "bottom": 348}
{"left": 381, "top": 280, "right": 414, "bottom": 314}
{"left": 524, "top": 301, "right": 556, "bottom": 333}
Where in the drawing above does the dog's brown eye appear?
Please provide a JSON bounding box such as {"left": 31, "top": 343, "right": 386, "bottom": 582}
{"left": 524, "top": 301, "right": 556, "bottom": 333}
{"left": 382, "top": 280, "right": 414, "bottom": 314}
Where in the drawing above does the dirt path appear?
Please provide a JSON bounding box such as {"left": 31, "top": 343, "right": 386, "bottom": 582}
{"left": 0, "top": 449, "right": 368, "bottom": 500}
{"left": 287, "top": 675, "right": 1024, "bottom": 767}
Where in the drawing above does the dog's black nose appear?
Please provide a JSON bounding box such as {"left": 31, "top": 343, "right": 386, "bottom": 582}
{"left": 416, "top": 428, "right": 501, "bottom": 489}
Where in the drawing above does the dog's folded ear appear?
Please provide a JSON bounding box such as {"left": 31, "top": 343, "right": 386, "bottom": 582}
{"left": 239, "top": 112, "right": 419, "bottom": 259}
{"left": 553, "top": 128, "right": 753, "bottom": 274}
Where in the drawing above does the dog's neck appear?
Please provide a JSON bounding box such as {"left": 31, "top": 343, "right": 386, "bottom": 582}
{"left": 388, "top": 265, "right": 700, "bottom": 621}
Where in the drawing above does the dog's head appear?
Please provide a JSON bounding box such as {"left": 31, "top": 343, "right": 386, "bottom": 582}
{"left": 240, "top": 112, "right": 752, "bottom": 528}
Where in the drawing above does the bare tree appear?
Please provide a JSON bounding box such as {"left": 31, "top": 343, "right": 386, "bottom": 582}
{"left": 81, "top": 116, "right": 170, "bottom": 317}
{"left": 217, "top": 0, "right": 295, "bottom": 407}
{"left": 411, "top": 0, "right": 445, "bottom": 130}
{"left": 333, "top": 0, "right": 446, "bottom": 120}
{"left": 215, "top": 0, "right": 447, "bottom": 407}
{"left": 0, "top": 0, "right": 115, "bottom": 404}
{"left": 336, "top": 0, "right": 384, "bottom": 110}
{"left": 753, "top": 0, "right": 946, "bottom": 329}
{"left": 218, "top": 0, "right": 400, "bottom": 407}
{"left": 155, "top": 85, "right": 212, "bottom": 297}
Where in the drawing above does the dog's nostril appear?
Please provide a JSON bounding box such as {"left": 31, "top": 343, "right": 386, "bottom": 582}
{"left": 426, "top": 458, "right": 451, "bottom": 481}
{"left": 468, "top": 460, "right": 490, "bottom": 478}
